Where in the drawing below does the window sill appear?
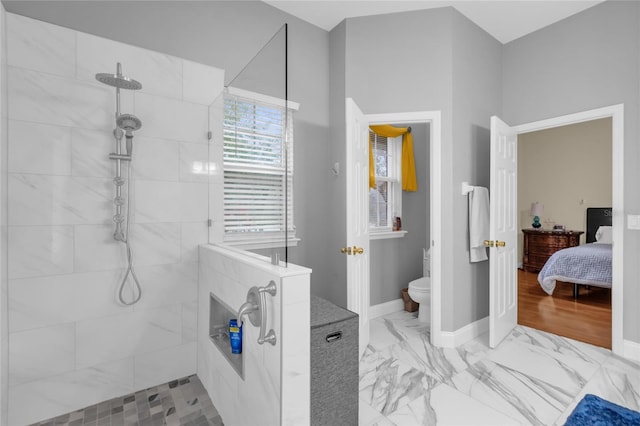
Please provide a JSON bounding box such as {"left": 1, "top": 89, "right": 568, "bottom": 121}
{"left": 223, "top": 236, "right": 300, "bottom": 251}
{"left": 370, "top": 230, "right": 407, "bottom": 240}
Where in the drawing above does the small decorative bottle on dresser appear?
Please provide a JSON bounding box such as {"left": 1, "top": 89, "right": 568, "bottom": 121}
{"left": 522, "top": 229, "right": 583, "bottom": 273}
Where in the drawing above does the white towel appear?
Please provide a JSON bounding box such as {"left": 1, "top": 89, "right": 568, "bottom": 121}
{"left": 469, "top": 186, "right": 490, "bottom": 262}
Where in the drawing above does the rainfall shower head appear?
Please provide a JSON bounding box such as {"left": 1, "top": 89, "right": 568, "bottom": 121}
{"left": 95, "top": 63, "right": 142, "bottom": 90}
{"left": 117, "top": 114, "right": 142, "bottom": 133}
{"left": 95, "top": 73, "right": 142, "bottom": 90}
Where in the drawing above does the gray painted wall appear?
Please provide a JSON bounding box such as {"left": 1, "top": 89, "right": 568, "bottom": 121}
{"left": 503, "top": 0, "right": 640, "bottom": 343}
{"left": 337, "top": 7, "right": 501, "bottom": 330}
{"left": 0, "top": 3, "right": 7, "bottom": 424}
{"left": 370, "top": 122, "right": 429, "bottom": 306}
{"left": 325, "top": 20, "right": 348, "bottom": 305}
{"left": 450, "top": 11, "right": 502, "bottom": 329}
{"left": 1, "top": 0, "right": 334, "bottom": 298}
{"left": 334, "top": 7, "right": 456, "bottom": 318}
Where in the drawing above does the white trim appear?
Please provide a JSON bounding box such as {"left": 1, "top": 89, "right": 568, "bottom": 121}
{"left": 364, "top": 110, "right": 443, "bottom": 348}
{"left": 226, "top": 86, "right": 300, "bottom": 111}
{"left": 369, "top": 230, "right": 407, "bottom": 240}
{"left": 369, "top": 299, "right": 404, "bottom": 319}
{"left": 430, "top": 113, "right": 442, "bottom": 347}
{"left": 440, "top": 316, "right": 489, "bottom": 348}
{"left": 513, "top": 103, "right": 624, "bottom": 356}
{"left": 367, "top": 111, "right": 437, "bottom": 123}
{"left": 513, "top": 105, "right": 620, "bottom": 133}
{"left": 623, "top": 339, "right": 640, "bottom": 363}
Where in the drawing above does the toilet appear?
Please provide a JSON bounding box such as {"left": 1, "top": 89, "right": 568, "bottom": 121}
{"left": 408, "top": 248, "right": 431, "bottom": 323}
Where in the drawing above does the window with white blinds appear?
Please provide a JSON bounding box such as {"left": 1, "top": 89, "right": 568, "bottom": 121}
{"left": 223, "top": 93, "right": 295, "bottom": 245}
{"left": 369, "top": 130, "right": 402, "bottom": 232}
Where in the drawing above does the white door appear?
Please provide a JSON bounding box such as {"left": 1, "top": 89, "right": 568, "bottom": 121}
{"left": 489, "top": 116, "right": 518, "bottom": 348}
{"left": 345, "top": 98, "right": 370, "bottom": 358}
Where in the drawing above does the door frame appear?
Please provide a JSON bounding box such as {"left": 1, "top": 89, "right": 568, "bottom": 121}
{"left": 512, "top": 104, "right": 624, "bottom": 354}
{"left": 364, "top": 110, "right": 443, "bottom": 345}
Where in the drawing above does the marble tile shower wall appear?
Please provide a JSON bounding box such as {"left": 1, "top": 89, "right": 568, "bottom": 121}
{"left": 5, "top": 14, "right": 223, "bottom": 425}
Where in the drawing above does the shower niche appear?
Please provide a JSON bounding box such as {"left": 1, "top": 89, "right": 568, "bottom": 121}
{"left": 209, "top": 293, "right": 244, "bottom": 378}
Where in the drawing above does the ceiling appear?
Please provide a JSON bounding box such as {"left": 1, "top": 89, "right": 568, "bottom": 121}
{"left": 262, "top": 0, "right": 605, "bottom": 44}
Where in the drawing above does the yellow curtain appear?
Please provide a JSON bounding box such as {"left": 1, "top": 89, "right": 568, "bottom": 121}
{"left": 369, "top": 136, "right": 376, "bottom": 189}
{"left": 369, "top": 125, "right": 418, "bottom": 192}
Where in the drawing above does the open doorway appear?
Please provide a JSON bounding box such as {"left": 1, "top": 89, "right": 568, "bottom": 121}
{"left": 345, "top": 101, "right": 443, "bottom": 351}
{"left": 516, "top": 118, "right": 612, "bottom": 349}
{"left": 368, "top": 122, "right": 429, "bottom": 313}
{"left": 487, "top": 104, "right": 624, "bottom": 354}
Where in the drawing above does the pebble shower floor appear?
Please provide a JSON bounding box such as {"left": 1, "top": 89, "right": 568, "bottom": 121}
{"left": 29, "top": 375, "right": 223, "bottom": 426}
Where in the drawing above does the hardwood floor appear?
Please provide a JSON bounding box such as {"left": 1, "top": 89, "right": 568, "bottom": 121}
{"left": 517, "top": 269, "right": 612, "bottom": 349}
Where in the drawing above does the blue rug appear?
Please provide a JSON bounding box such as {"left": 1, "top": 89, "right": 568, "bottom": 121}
{"left": 565, "top": 394, "right": 640, "bottom": 426}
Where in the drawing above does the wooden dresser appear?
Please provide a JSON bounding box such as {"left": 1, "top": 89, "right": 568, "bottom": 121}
{"left": 522, "top": 229, "right": 584, "bottom": 273}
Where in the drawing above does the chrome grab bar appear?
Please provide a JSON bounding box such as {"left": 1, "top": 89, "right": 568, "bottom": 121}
{"left": 237, "top": 281, "right": 277, "bottom": 346}
{"left": 257, "top": 281, "right": 277, "bottom": 345}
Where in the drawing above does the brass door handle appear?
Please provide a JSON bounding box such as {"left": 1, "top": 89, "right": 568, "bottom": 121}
{"left": 340, "top": 247, "right": 352, "bottom": 255}
{"left": 353, "top": 246, "right": 364, "bottom": 255}
{"left": 484, "top": 240, "right": 506, "bottom": 247}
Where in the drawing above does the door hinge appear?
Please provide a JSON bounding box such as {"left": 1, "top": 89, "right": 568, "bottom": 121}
{"left": 207, "top": 131, "right": 212, "bottom": 141}
{"left": 207, "top": 219, "right": 212, "bottom": 227}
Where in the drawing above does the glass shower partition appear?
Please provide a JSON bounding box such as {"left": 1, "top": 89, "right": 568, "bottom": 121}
{"left": 208, "top": 24, "right": 291, "bottom": 266}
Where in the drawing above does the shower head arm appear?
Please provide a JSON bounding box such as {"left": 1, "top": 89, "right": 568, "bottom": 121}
{"left": 116, "top": 86, "right": 121, "bottom": 117}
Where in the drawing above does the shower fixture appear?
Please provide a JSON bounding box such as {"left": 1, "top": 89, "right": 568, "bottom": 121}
{"left": 95, "top": 70, "right": 142, "bottom": 91}
{"left": 117, "top": 113, "right": 142, "bottom": 133}
{"left": 96, "top": 63, "right": 143, "bottom": 306}
{"left": 116, "top": 113, "right": 142, "bottom": 157}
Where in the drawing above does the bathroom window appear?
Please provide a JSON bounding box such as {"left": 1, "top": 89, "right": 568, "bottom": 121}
{"left": 223, "top": 90, "right": 298, "bottom": 248}
{"left": 369, "top": 131, "right": 402, "bottom": 237}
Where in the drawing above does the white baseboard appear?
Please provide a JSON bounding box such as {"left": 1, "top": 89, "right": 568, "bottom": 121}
{"left": 439, "top": 316, "right": 489, "bottom": 348}
{"left": 369, "top": 298, "right": 404, "bottom": 319}
{"left": 623, "top": 339, "right": 640, "bottom": 363}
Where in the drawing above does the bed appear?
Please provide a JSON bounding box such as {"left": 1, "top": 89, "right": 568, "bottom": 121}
{"left": 537, "top": 208, "right": 612, "bottom": 297}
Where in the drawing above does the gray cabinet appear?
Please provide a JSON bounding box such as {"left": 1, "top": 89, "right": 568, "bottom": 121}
{"left": 310, "top": 295, "right": 359, "bottom": 426}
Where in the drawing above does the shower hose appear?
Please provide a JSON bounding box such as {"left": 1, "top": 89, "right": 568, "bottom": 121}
{"left": 118, "top": 159, "right": 142, "bottom": 305}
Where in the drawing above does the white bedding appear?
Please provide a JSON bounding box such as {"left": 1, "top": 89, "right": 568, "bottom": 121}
{"left": 537, "top": 243, "right": 612, "bottom": 295}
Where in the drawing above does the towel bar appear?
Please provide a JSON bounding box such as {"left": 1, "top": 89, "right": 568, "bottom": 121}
{"left": 461, "top": 182, "right": 476, "bottom": 195}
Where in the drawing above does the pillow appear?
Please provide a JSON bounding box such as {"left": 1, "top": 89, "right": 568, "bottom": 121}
{"left": 595, "top": 226, "right": 613, "bottom": 244}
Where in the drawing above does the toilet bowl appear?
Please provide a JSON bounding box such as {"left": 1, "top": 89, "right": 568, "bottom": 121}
{"left": 408, "top": 277, "right": 431, "bottom": 322}
{"left": 407, "top": 248, "right": 431, "bottom": 323}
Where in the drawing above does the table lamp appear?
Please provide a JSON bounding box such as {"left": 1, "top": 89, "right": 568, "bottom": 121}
{"left": 531, "top": 202, "right": 543, "bottom": 229}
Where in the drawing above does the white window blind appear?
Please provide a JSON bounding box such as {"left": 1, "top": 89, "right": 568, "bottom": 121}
{"left": 369, "top": 130, "right": 401, "bottom": 231}
{"left": 223, "top": 93, "right": 294, "bottom": 242}
{"left": 370, "top": 132, "right": 389, "bottom": 228}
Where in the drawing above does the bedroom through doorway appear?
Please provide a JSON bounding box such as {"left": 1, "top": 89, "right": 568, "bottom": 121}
{"left": 516, "top": 117, "right": 613, "bottom": 349}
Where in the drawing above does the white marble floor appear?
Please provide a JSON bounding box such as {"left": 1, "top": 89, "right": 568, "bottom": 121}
{"left": 359, "top": 311, "right": 640, "bottom": 425}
